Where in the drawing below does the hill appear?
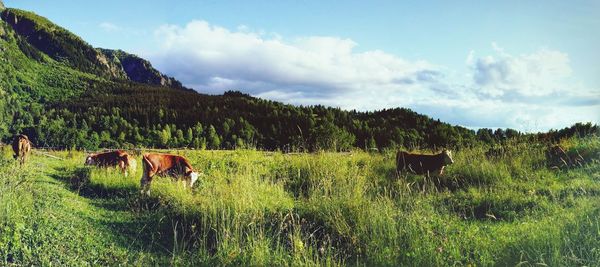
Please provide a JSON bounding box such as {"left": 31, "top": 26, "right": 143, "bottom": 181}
{"left": 1, "top": 4, "right": 599, "bottom": 266}
{"left": 0, "top": 7, "right": 596, "bottom": 151}
{"left": 0, "top": 7, "right": 477, "bottom": 150}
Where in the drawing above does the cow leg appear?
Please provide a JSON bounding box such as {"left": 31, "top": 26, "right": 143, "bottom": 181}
{"left": 19, "top": 144, "right": 25, "bottom": 165}
{"left": 408, "top": 164, "right": 416, "bottom": 174}
{"left": 119, "top": 160, "right": 128, "bottom": 177}
{"left": 144, "top": 175, "right": 155, "bottom": 195}
{"left": 141, "top": 174, "right": 154, "bottom": 196}
{"left": 140, "top": 165, "right": 155, "bottom": 196}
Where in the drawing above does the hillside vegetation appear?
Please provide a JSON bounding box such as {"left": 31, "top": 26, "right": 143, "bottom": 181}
{"left": 1, "top": 136, "right": 599, "bottom": 265}
{"left": 1, "top": 2, "right": 599, "bottom": 266}
{"left": 2, "top": 7, "right": 571, "bottom": 152}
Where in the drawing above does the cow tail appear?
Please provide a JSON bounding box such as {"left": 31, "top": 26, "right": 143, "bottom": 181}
{"left": 23, "top": 142, "right": 28, "bottom": 164}
{"left": 141, "top": 154, "right": 154, "bottom": 192}
{"left": 401, "top": 152, "right": 407, "bottom": 171}
{"left": 142, "top": 155, "right": 153, "bottom": 176}
{"left": 396, "top": 151, "right": 406, "bottom": 176}
{"left": 396, "top": 151, "right": 400, "bottom": 175}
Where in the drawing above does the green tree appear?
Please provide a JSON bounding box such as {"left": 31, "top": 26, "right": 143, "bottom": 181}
{"left": 159, "top": 128, "right": 171, "bottom": 148}
{"left": 176, "top": 129, "right": 184, "bottom": 146}
{"left": 309, "top": 120, "right": 355, "bottom": 152}
{"left": 207, "top": 125, "right": 221, "bottom": 149}
{"left": 185, "top": 127, "right": 193, "bottom": 145}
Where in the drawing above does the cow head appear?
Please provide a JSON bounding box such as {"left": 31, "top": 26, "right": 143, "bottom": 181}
{"left": 189, "top": 171, "right": 199, "bottom": 187}
{"left": 442, "top": 149, "right": 454, "bottom": 165}
{"left": 85, "top": 155, "right": 95, "bottom": 165}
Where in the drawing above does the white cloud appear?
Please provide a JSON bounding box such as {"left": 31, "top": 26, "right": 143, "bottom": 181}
{"left": 471, "top": 45, "right": 573, "bottom": 97}
{"left": 150, "top": 20, "right": 439, "bottom": 96}
{"left": 99, "top": 22, "right": 121, "bottom": 32}
{"left": 147, "top": 20, "right": 600, "bottom": 132}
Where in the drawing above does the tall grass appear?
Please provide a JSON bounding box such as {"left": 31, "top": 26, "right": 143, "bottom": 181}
{"left": 1, "top": 136, "right": 599, "bottom": 265}
{"left": 0, "top": 153, "right": 35, "bottom": 263}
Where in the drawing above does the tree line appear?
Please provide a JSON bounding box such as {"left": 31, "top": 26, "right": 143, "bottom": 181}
{"left": 3, "top": 83, "right": 597, "bottom": 151}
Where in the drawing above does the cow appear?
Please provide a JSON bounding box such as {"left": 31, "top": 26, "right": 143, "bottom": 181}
{"left": 140, "top": 153, "right": 199, "bottom": 195}
{"left": 12, "top": 134, "right": 31, "bottom": 165}
{"left": 85, "top": 150, "right": 136, "bottom": 176}
{"left": 396, "top": 149, "right": 454, "bottom": 176}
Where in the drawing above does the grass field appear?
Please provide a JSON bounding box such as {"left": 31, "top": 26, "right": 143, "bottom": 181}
{"left": 1, "top": 137, "right": 599, "bottom": 266}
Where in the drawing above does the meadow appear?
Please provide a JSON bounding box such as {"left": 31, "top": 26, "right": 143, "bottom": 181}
{"left": 0, "top": 137, "right": 599, "bottom": 266}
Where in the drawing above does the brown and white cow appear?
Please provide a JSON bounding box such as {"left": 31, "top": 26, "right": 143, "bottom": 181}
{"left": 140, "top": 153, "right": 199, "bottom": 195}
{"left": 12, "top": 134, "right": 31, "bottom": 165}
{"left": 85, "top": 150, "right": 136, "bottom": 176}
{"left": 396, "top": 149, "right": 454, "bottom": 176}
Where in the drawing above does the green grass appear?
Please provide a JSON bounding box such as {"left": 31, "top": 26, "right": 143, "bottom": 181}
{"left": 1, "top": 137, "right": 599, "bottom": 266}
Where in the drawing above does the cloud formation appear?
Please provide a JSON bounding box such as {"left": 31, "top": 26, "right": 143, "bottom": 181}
{"left": 471, "top": 44, "right": 573, "bottom": 98}
{"left": 151, "top": 20, "right": 439, "bottom": 97}
{"left": 99, "top": 22, "right": 121, "bottom": 32}
{"left": 148, "top": 20, "right": 599, "bottom": 132}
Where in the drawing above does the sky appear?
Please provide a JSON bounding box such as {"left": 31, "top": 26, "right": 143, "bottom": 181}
{"left": 4, "top": 0, "right": 600, "bottom": 132}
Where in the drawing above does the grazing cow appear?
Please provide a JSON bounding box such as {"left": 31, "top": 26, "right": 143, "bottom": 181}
{"left": 85, "top": 150, "right": 136, "bottom": 176}
{"left": 140, "top": 153, "right": 199, "bottom": 195}
{"left": 396, "top": 149, "right": 454, "bottom": 176}
{"left": 12, "top": 134, "right": 31, "bottom": 165}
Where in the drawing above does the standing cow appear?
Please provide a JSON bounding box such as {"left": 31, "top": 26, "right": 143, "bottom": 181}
{"left": 140, "top": 153, "right": 199, "bottom": 195}
{"left": 85, "top": 150, "right": 137, "bottom": 176}
{"left": 12, "top": 134, "right": 31, "bottom": 165}
{"left": 396, "top": 149, "right": 454, "bottom": 176}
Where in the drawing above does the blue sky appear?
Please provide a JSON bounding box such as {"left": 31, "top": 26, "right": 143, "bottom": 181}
{"left": 4, "top": 0, "right": 600, "bottom": 131}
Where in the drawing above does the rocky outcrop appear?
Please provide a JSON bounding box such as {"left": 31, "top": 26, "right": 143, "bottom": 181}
{"left": 1, "top": 8, "right": 188, "bottom": 89}
{"left": 100, "top": 49, "right": 186, "bottom": 89}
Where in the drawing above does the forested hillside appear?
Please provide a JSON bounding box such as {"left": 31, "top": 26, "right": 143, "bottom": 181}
{"left": 0, "top": 7, "right": 597, "bottom": 150}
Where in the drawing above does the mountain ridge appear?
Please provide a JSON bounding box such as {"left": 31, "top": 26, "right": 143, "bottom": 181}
{"left": 1, "top": 8, "right": 127, "bottom": 79}
{"left": 98, "top": 48, "right": 189, "bottom": 90}
{"left": 1, "top": 6, "right": 593, "bottom": 150}
{"left": 1, "top": 7, "right": 187, "bottom": 90}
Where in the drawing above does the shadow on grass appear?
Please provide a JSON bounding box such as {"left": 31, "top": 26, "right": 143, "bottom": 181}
{"left": 48, "top": 165, "right": 212, "bottom": 260}
{"left": 49, "top": 167, "right": 136, "bottom": 198}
